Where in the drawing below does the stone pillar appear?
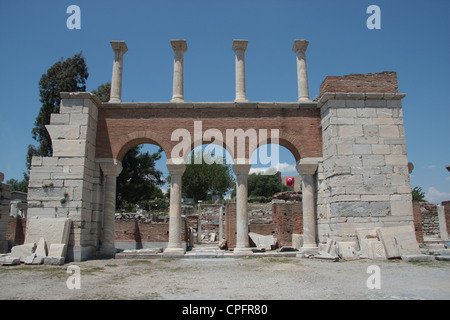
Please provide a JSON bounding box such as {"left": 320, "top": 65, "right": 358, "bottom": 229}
{"left": 165, "top": 159, "right": 186, "bottom": 255}
{"left": 109, "top": 41, "right": 128, "bottom": 103}
{"left": 233, "top": 161, "right": 252, "bottom": 254}
{"left": 232, "top": 40, "right": 249, "bottom": 102}
{"left": 219, "top": 205, "right": 224, "bottom": 240}
{"left": 292, "top": 39, "right": 311, "bottom": 102}
{"left": 296, "top": 158, "right": 320, "bottom": 254}
{"left": 99, "top": 160, "right": 122, "bottom": 257}
{"left": 170, "top": 39, "right": 188, "bottom": 102}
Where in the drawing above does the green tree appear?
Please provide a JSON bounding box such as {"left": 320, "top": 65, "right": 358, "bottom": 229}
{"left": 181, "top": 151, "right": 234, "bottom": 202}
{"left": 6, "top": 175, "right": 29, "bottom": 193}
{"left": 247, "top": 172, "right": 288, "bottom": 198}
{"left": 91, "top": 82, "right": 111, "bottom": 103}
{"left": 26, "top": 52, "right": 89, "bottom": 170}
{"left": 412, "top": 186, "right": 426, "bottom": 202}
{"left": 116, "top": 145, "right": 165, "bottom": 210}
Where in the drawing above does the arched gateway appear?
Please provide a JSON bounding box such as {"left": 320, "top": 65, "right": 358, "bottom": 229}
{"left": 27, "top": 39, "right": 415, "bottom": 261}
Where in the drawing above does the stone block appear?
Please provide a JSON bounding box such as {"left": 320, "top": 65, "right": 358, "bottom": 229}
{"left": 44, "top": 257, "right": 65, "bottom": 265}
{"left": 331, "top": 202, "right": 369, "bottom": 217}
{"left": 401, "top": 254, "right": 434, "bottom": 262}
{"left": 377, "top": 225, "right": 420, "bottom": 258}
{"left": 292, "top": 234, "right": 303, "bottom": 250}
{"left": 11, "top": 243, "right": 36, "bottom": 259}
{"left": 367, "top": 241, "right": 387, "bottom": 260}
{"left": 249, "top": 232, "right": 276, "bottom": 250}
{"left": 25, "top": 217, "right": 71, "bottom": 259}
{"left": 0, "top": 255, "right": 20, "bottom": 266}
{"left": 337, "top": 241, "right": 359, "bottom": 260}
{"left": 356, "top": 228, "right": 379, "bottom": 257}
{"left": 35, "top": 237, "right": 48, "bottom": 257}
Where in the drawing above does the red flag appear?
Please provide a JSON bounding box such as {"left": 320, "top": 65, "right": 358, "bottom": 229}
{"left": 286, "top": 177, "right": 294, "bottom": 187}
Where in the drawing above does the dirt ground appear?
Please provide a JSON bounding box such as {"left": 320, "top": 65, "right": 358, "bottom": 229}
{"left": 0, "top": 256, "right": 449, "bottom": 300}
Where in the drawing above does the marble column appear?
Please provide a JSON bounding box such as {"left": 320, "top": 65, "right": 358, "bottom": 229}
{"left": 292, "top": 39, "right": 311, "bottom": 102}
{"left": 233, "top": 160, "right": 252, "bottom": 254}
{"left": 232, "top": 40, "right": 249, "bottom": 102}
{"left": 109, "top": 41, "right": 128, "bottom": 103}
{"left": 296, "top": 158, "right": 320, "bottom": 254}
{"left": 170, "top": 39, "right": 188, "bottom": 102}
{"left": 165, "top": 159, "right": 186, "bottom": 255}
{"left": 99, "top": 160, "right": 123, "bottom": 257}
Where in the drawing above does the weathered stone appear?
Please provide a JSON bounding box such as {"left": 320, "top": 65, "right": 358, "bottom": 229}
{"left": 337, "top": 241, "right": 359, "bottom": 260}
{"left": 25, "top": 217, "right": 71, "bottom": 252}
{"left": 35, "top": 237, "right": 48, "bottom": 257}
{"left": 331, "top": 202, "right": 369, "bottom": 217}
{"left": 0, "top": 255, "right": 20, "bottom": 266}
{"left": 435, "top": 255, "right": 450, "bottom": 261}
{"left": 292, "top": 234, "right": 303, "bottom": 250}
{"left": 356, "top": 228, "right": 379, "bottom": 258}
{"left": 44, "top": 256, "right": 65, "bottom": 265}
{"left": 401, "top": 254, "right": 434, "bottom": 262}
{"left": 367, "top": 241, "right": 387, "bottom": 260}
{"left": 11, "top": 243, "right": 36, "bottom": 259}
{"left": 378, "top": 225, "right": 420, "bottom": 258}
{"left": 47, "top": 243, "right": 67, "bottom": 259}
{"left": 249, "top": 232, "right": 276, "bottom": 250}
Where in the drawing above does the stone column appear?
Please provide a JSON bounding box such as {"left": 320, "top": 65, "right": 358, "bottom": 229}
{"left": 232, "top": 40, "right": 249, "bottom": 102}
{"left": 170, "top": 39, "right": 188, "bottom": 102}
{"left": 292, "top": 39, "right": 311, "bottom": 102}
{"left": 109, "top": 41, "right": 128, "bottom": 103}
{"left": 233, "top": 160, "right": 252, "bottom": 254}
{"left": 99, "top": 160, "right": 123, "bottom": 257}
{"left": 296, "top": 158, "right": 320, "bottom": 254}
{"left": 165, "top": 159, "right": 186, "bottom": 255}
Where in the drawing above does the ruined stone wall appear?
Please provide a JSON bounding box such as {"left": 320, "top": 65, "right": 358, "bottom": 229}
{"left": 0, "top": 174, "right": 11, "bottom": 253}
{"left": 114, "top": 219, "right": 188, "bottom": 249}
{"left": 317, "top": 72, "right": 413, "bottom": 243}
{"left": 27, "top": 93, "right": 104, "bottom": 261}
{"left": 443, "top": 201, "right": 450, "bottom": 237}
{"left": 419, "top": 202, "right": 440, "bottom": 237}
{"left": 7, "top": 216, "right": 27, "bottom": 246}
{"left": 272, "top": 202, "right": 302, "bottom": 247}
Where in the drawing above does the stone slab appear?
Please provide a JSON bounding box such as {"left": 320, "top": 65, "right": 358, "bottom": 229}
{"left": 47, "top": 243, "right": 67, "bottom": 258}
{"left": 44, "top": 257, "right": 65, "bottom": 265}
{"left": 25, "top": 217, "right": 71, "bottom": 257}
{"left": 367, "top": 241, "right": 387, "bottom": 260}
{"left": 378, "top": 225, "right": 420, "bottom": 258}
{"left": 35, "top": 237, "right": 48, "bottom": 257}
{"left": 337, "top": 241, "right": 359, "bottom": 260}
{"left": 401, "top": 254, "right": 434, "bottom": 262}
{"left": 0, "top": 255, "right": 20, "bottom": 266}
{"left": 11, "top": 243, "right": 36, "bottom": 259}
{"left": 292, "top": 234, "right": 303, "bottom": 250}
{"left": 249, "top": 232, "right": 276, "bottom": 250}
{"left": 435, "top": 255, "right": 450, "bottom": 261}
{"left": 356, "top": 228, "right": 379, "bottom": 258}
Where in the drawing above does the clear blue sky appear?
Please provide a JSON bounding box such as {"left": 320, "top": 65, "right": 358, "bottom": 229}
{"left": 0, "top": 0, "right": 449, "bottom": 203}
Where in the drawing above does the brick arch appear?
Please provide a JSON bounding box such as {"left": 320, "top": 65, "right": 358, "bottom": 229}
{"left": 115, "top": 130, "right": 172, "bottom": 162}
{"left": 251, "top": 132, "right": 302, "bottom": 163}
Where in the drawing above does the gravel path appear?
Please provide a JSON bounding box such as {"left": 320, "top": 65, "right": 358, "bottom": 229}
{"left": 1, "top": 256, "right": 449, "bottom": 300}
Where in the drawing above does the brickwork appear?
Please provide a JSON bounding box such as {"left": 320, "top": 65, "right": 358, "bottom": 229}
{"left": 420, "top": 202, "right": 440, "bottom": 237}
{"left": 0, "top": 178, "right": 11, "bottom": 253}
{"left": 318, "top": 72, "right": 399, "bottom": 99}
{"left": 412, "top": 201, "right": 424, "bottom": 244}
{"left": 114, "top": 219, "right": 188, "bottom": 244}
{"left": 7, "top": 216, "right": 27, "bottom": 246}
{"left": 272, "top": 202, "right": 303, "bottom": 247}
{"left": 96, "top": 104, "right": 322, "bottom": 162}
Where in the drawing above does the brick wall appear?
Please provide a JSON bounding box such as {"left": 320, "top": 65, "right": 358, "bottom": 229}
{"left": 114, "top": 220, "right": 188, "bottom": 244}
{"left": 318, "top": 72, "right": 399, "bottom": 99}
{"left": 7, "top": 216, "right": 27, "bottom": 246}
{"left": 420, "top": 202, "right": 440, "bottom": 237}
{"left": 225, "top": 202, "right": 302, "bottom": 249}
{"left": 0, "top": 179, "right": 11, "bottom": 253}
{"left": 412, "top": 201, "right": 424, "bottom": 244}
{"left": 272, "top": 202, "right": 303, "bottom": 247}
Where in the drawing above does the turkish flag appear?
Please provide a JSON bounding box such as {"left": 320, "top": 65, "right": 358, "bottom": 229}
{"left": 286, "top": 177, "right": 294, "bottom": 187}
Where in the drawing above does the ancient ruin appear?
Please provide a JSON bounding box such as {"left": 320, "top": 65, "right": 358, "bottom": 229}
{"left": 1, "top": 39, "right": 449, "bottom": 264}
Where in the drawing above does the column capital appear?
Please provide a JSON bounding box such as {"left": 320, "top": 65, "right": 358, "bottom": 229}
{"left": 296, "top": 157, "right": 321, "bottom": 175}
{"left": 98, "top": 159, "right": 123, "bottom": 176}
{"left": 166, "top": 159, "right": 186, "bottom": 175}
{"left": 292, "top": 39, "right": 309, "bottom": 53}
{"left": 110, "top": 40, "right": 128, "bottom": 54}
{"left": 233, "top": 159, "right": 252, "bottom": 175}
{"left": 232, "top": 39, "right": 248, "bottom": 52}
{"left": 171, "top": 39, "right": 188, "bottom": 53}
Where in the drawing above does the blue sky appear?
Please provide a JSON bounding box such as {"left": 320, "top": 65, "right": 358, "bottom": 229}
{"left": 0, "top": 0, "right": 449, "bottom": 203}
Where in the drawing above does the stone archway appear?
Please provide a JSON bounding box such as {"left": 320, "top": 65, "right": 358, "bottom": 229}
{"left": 26, "top": 39, "right": 416, "bottom": 261}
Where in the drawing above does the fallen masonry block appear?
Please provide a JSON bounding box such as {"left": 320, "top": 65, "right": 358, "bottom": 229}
{"left": 11, "top": 243, "right": 36, "bottom": 260}
{"left": 378, "top": 225, "right": 420, "bottom": 259}
{"left": 435, "top": 255, "right": 450, "bottom": 261}
{"left": 356, "top": 228, "right": 379, "bottom": 258}
{"left": 35, "top": 237, "right": 48, "bottom": 257}
{"left": 367, "top": 241, "right": 387, "bottom": 260}
{"left": 337, "top": 242, "right": 359, "bottom": 260}
{"left": 249, "top": 232, "right": 277, "bottom": 251}
{"left": 0, "top": 255, "right": 20, "bottom": 266}
{"left": 44, "top": 257, "right": 65, "bottom": 265}
{"left": 401, "top": 254, "right": 434, "bottom": 262}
